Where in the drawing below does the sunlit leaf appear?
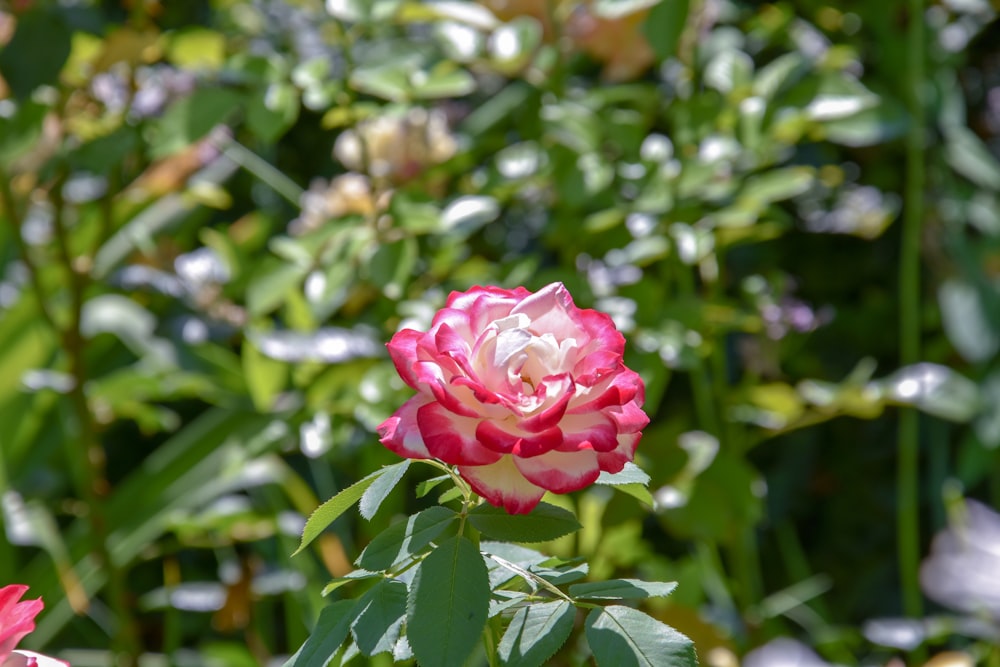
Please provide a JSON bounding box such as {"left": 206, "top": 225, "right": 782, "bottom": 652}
{"left": 359, "top": 460, "right": 411, "bottom": 520}
{"left": 294, "top": 469, "right": 388, "bottom": 555}
{"left": 596, "top": 462, "right": 651, "bottom": 487}
{"left": 585, "top": 605, "right": 696, "bottom": 667}
{"left": 407, "top": 536, "right": 490, "bottom": 667}
{"left": 497, "top": 600, "right": 576, "bottom": 667}
{"left": 357, "top": 506, "right": 458, "bottom": 571}
{"left": 569, "top": 579, "right": 677, "bottom": 600}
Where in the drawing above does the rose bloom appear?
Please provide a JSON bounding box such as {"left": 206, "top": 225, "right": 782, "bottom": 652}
{"left": 377, "top": 283, "right": 648, "bottom": 514}
{"left": 0, "top": 585, "right": 68, "bottom": 667}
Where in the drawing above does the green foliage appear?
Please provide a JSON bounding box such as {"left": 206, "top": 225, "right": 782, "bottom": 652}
{"left": 3, "top": 0, "right": 1000, "bottom": 664}
{"left": 469, "top": 502, "right": 582, "bottom": 542}
{"left": 295, "top": 468, "right": 389, "bottom": 555}
{"left": 585, "top": 605, "right": 697, "bottom": 667}
{"left": 497, "top": 600, "right": 576, "bottom": 667}
{"left": 407, "top": 535, "right": 492, "bottom": 667}
{"left": 356, "top": 506, "right": 457, "bottom": 571}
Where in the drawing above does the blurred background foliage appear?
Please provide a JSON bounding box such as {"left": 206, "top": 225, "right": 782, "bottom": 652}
{"left": 1, "top": 0, "right": 999, "bottom": 665}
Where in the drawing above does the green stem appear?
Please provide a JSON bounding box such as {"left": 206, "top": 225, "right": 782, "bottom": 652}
{"left": 898, "top": 0, "right": 925, "bottom": 625}
{"left": 50, "top": 172, "right": 143, "bottom": 666}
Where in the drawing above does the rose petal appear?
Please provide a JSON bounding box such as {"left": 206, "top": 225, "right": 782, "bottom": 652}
{"left": 567, "top": 368, "right": 642, "bottom": 414}
{"left": 12, "top": 651, "right": 69, "bottom": 667}
{"left": 514, "top": 448, "right": 601, "bottom": 494}
{"left": 0, "top": 586, "right": 42, "bottom": 660}
{"left": 596, "top": 433, "right": 642, "bottom": 473}
{"left": 509, "top": 283, "right": 582, "bottom": 340}
{"left": 452, "top": 376, "right": 515, "bottom": 411}
{"left": 386, "top": 330, "right": 425, "bottom": 389}
{"left": 557, "top": 413, "right": 620, "bottom": 453}
{"left": 513, "top": 427, "right": 563, "bottom": 458}
{"left": 475, "top": 420, "right": 563, "bottom": 457}
{"left": 447, "top": 285, "right": 526, "bottom": 311}
{"left": 449, "top": 286, "right": 528, "bottom": 333}
{"left": 417, "top": 402, "right": 502, "bottom": 466}
{"left": 576, "top": 308, "right": 625, "bottom": 356}
{"left": 427, "top": 378, "right": 481, "bottom": 418}
{"left": 606, "top": 401, "right": 650, "bottom": 434}
{"left": 0, "top": 585, "right": 31, "bottom": 618}
{"left": 377, "top": 396, "right": 432, "bottom": 459}
{"left": 518, "top": 374, "right": 573, "bottom": 432}
{"left": 460, "top": 456, "right": 546, "bottom": 514}
{"left": 475, "top": 419, "right": 517, "bottom": 454}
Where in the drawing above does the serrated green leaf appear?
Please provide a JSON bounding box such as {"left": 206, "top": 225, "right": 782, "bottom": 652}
{"left": 596, "top": 462, "right": 651, "bottom": 487}
{"left": 489, "top": 590, "right": 530, "bottom": 618}
{"left": 357, "top": 506, "right": 458, "bottom": 571}
{"left": 294, "top": 469, "right": 387, "bottom": 555}
{"left": 585, "top": 605, "right": 696, "bottom": 667}
{"left": 498, "top": 600, "right": 576, "bottom": 667}
{"left": 322, "top": 569, "right": 381, "bottom": 596}
{"left": 610, "top": 483, "right": 655, "bottom": 507}
{"left": 532, "top": 560, "right": 589, "bottom": 586}
{"left": 469, "top": 502, "right": 581, "bottom": 543}
{"left": 359, "top": 460, "right": 410, "bottom": 520}
{"left": 415, "top": 475, "right": 449, "bottom": 498}
{"left": 351, "top": 579, "right": 408, "bottom": 657}
{"left": 569, "top": 579, "right": 677, "bottom": 601}
{"left": 407, "top": 535, "right": 490, "bottom": 667}
{"left": 438, "top": 486, "right": 464, "bottom": 504}
{"left": 283, "top": 599, "right": 356, "bottom": 667}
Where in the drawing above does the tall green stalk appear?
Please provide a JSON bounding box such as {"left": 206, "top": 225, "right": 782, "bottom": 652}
{"left": 898, "top": 0, "right": 925, "bottom": 623}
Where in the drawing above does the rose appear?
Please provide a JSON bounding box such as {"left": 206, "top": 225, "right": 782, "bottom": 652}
{"left": 377, "top": 282, "right": 649, "bottom": 514}
{"left": 0, "top": 585, "right": 68, "bottom": 667}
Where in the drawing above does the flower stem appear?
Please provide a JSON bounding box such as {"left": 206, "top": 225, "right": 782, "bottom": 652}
{"left": 898, "top": 0, "right": 925, "bottom": 626}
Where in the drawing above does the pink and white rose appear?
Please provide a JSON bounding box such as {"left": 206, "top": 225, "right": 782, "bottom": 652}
{"left": 0, "top": 585, "right": 68, "bottom": 667}
{"left": 377, "top": 283, "right": 649, "bottom": 514}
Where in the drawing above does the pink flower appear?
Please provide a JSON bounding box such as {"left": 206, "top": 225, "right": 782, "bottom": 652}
{"left": 0, "top": 585, "right": 68, "bottom": 667}
{"left": 378, "top": 283, "right": 649, "bottom": 514}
